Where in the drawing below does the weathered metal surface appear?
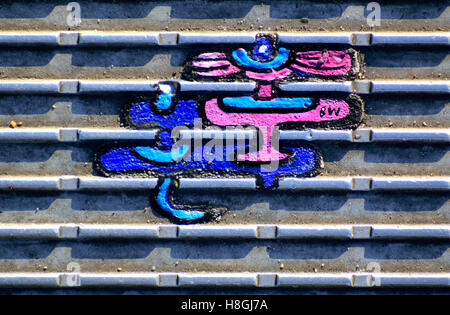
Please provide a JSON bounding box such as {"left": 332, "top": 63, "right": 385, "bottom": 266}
{"left": 0, "top": 0, "right": 448, "bottom": 293}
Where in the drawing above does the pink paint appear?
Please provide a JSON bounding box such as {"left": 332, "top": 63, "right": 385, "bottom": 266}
{"left": 197, "top": 52, "right": 227, "bottom": 59}
{"left": 205, "top": 98, "right": 350, "bottom": 161}
{"left": 258, "top": 84, "right": 273, "bottom": 98}
{"left": 291, "top": 63, "right": 350, "bottom": 76}
{"left": 294, "top": 50, "right": 352, "bottom": 76}
{"left": 195, "top": 64, "right": 242, "bottom": 77}
{"left": 192, "top": 52, "right": 242, "bottom": 77}
{"left": 192, "top": 60, "right": 232, "bottom": 67}
{"left": 245, "top": 68, "right": 292, "bottom": 81}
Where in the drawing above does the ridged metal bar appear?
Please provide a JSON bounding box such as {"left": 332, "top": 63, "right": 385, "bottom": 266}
{"left": 179, "top": 178, "right": 257, "bottom": 189}
{"left": 369, "top": 129, "right": 450, "bottom": 142}
{"left": 78, "top": 129, "right": 158, "bottom": 141}
{"left": 278, "top": 33, "right": 354, "bottom": 45}
{"left": 278, "top": 177, "right": 354, "bottom": 191}
{"left": 79, "top": 273, "right": 160, "bottom": 287}
{"left": 0, "top": 272, "right": 448, "bottom": 288}
{"left": 78, "top": 80, "right": 159, "bottom": 93}
{"left": 0, "top": 80, "right": 448, "bottom": 94}
{"left": 79, "top": 32, "right": 159, "bottom": 46}
{"left": 0, "top": 274, "right": 60, "bottom": 288}
{"left": 178, "top": 81, "right": 256, "bottom": 92}
{"left": 0, "top": 31, "right": 448, "bottom": 46}
{"left": 278, "top": 177, "right": 450, "bottom": 191}
{"left": 0, "top": 176, "right": 448, "bottom": 191}
{"left": 279, "top": 130, "right": 354, "bottom": 142}
{"left": 0, "top": 80, "right": 60, "bottom": 93}
{"left": 0, "top": 32, "right": 60, "bottom": 46}
{"left": 178, "top": 226, "right": 258, "bottom": 239}
{"left": 178, "top": 33, "right": 257, "bottom": 44}
{"left": 280, "top": 81, "right": 354, "bottom": 93}
{"left": 371, "top": 33, "right": 450, "bottom": 46}
{"left": 78, "top": 177, "right": 158, "bottom": 190}
{"left": 0, "top": 128, "right": 447, "bottom": 143}
{"left": 371, "top": 177, "right": 450, "bottom": 191}
{"left": 0, "top": 224, "right": 447, "bottom": 240}
{"left": 0, "top": 1, "right": 448, "bottom": 294}
{"left": 371, "top": 81, "right": 450, "bottom": 94}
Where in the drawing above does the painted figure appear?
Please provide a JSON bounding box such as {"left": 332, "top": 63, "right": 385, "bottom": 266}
{"left": 95, "top": 34, "right": 363, "bottom": 223}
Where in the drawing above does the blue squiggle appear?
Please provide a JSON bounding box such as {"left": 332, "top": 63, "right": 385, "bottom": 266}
{"left": 156, "top": 178, "right": 205, "bottom": 221}
{"left": 135, "top": 144, "right": 190, "bottom": 163}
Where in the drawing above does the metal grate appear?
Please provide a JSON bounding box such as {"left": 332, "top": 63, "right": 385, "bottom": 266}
{"left": 0, "top": 0, "right": 448, "bottom": 292}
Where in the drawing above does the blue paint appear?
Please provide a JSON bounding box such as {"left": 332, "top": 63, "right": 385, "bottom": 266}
{"left": 252, "top": 37, "right": 275, "bottom": 61}
{"left": 222, "top": 96, "right": 312, "bottom": 109}
{"left": 129, "top": 99, "right": 199, "bottom": 128}
{"left": 134, "top": 144, "right": 190, "bottom": 163}
{"left": 156, "top": 178, "right": 205, "bottom": 221}
{"left": 155, "top": 86, "right": 174, "bottom": 110}
{"left": 100, "top": 144, "right": 318, "bottom": 189}
{"left": 159, "top": 131, "right": 174, "bottom": 147}
{"left": 232, "top": 47, "right": 290, "bottom": 69}
{"left": 289, "top": 65, "right": 307, "bottom": 77}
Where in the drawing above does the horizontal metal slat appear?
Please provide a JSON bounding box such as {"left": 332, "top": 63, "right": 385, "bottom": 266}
{"left": 178, "top": 273, "right": 258, "bottom": 287}
{"left": 279, "top": 81, "right": 354, "bottom": 93}
{"left": 277, "top": 274, "right": 353, "bottom": 287}
{"left": 0, "top": 225, "right": 61, "bottom": 239}
{"left": 178, "top": 178, "right": 257, "bottom": 189}
{"left": 276, "top": 225, "right": 354, "bottom": 239}
{"left": 0, "top": 272, "right": 448, "bottom": 288}
{"left": 0, "top": 274, "right": 60, "bottom": 288}
{"left": 372, "top": 178, "right": 450, "bottom": 191}
{"left": 369, "top": 129, "right": 450, "bottom": 142}
{"left": 278, "top": 177, "right": 354, "bottom": 191}
{"left": 0, "top": 176, "right": 448, "bottom": 191}
{"left": 78, "top": 177, "right": 158, "bottom": 190}
{"left": 371, "top": 33, "right": 450, "bottom": 46}
{"left": 0, "top": 31, "right": 448, "bottom": 46}
{"left": 79, "top": 80, "right": 159, "bottom": 93}
{"left": 79, "top": 32, "right": 159, "bottom": 46}
{"left": 80, "top": 273, "right": 160, "bottom": 287}
{"left": 178, "top": 225, "right": 258, "bottom": 239}
{"left": 78, "top": 129, "right": 158, "bottom": 141}
{"left": 278, "top": 33, "right": 354, "bottom": 45}
{"left": 0, "top": 128, "right": 159, "bottom": 142}
{"left": 371, "top": 81, "right": 450, "bottom": 94}
{"left": 0, "top": 32, "right": 60, "bottom": 45}
{"left": 0, "top": 224, "right": 447, "bottom": 240}
{"left": 0, "top": 80, "right": 60, "bottom": 93}
{"left": 178, "top": 33, "right": 257, "bottom": 44}
{"left": 0, "top": 128, "right": 447, "bottom": 143}
{"left": 0, "top": 1, "right": 447, "bottom": 294}
{"left": 78, "top": 225, "right": 159, "bottom": 239}
{"left": 0, "top": 80, "right": 447, "bottom": 94}
{"left": 278, "top": 177, "right": 450, "bottom": 191}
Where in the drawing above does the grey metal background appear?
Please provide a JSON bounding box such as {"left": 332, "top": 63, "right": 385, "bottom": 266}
{"left": 0, "top": 0, "right": 448, "bottom": 294}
